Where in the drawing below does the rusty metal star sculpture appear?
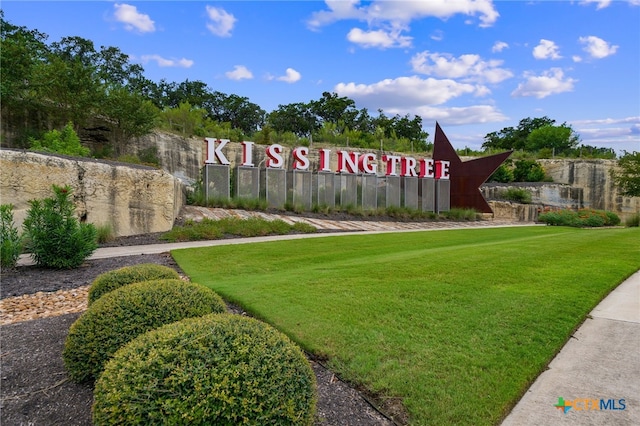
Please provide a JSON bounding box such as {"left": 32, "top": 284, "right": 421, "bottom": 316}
{"left": 432, "top": 123, "right": 512, "bottom": 214}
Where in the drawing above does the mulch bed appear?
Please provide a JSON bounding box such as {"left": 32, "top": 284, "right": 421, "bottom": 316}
{"left": 1, "top": 239, "right": 403, "bottom": 425}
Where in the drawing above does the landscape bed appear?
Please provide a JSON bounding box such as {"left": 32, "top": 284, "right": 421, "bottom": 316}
{"left": 171, "top": 226, "right": 640, "bottom": 425}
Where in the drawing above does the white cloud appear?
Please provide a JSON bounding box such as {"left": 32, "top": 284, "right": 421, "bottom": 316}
{"left": 511, "top": 68, "right": 577, "bottom": 98}
{"left": 277, "top": 68, "right": 302, "bottom": 83}
{"left": 580, "top": 0, "right": 612, "bottom": 10}
{"left": 411, "top": 51, "right": 513, "bottom": 84}
{"left": 113, "top": 3, "right": 155, "bottom": 33}
{"left": 417, "top": 105, "right": 508, "bottom": 125}
{"left": 569, "top": 116, "right": 640, "bottom": 154}
{"left": 347, "top": 28, "right": 412, "bottom": 49}
{"left": 533, "top": 39, "right": 562, "bottom": 60}
{"left": 572, "top": 55, "right": 583, "bottom": 63}
{"left": 335, "top": 75, "right": 478, "bottom": 108}
{"left": 206, "top": 5, "right": 236, "bottom": 37}
{"left": 307, "top": 1, "right": 499, "bottom": 50}
{"left": 140, "top": 55, "right": 193, "bottom": 68}
{"left": 492, "top": 41, "right": 509, "bottom": 53}
{"left": 571, "top": 116, "right": 640, "bottom": 126}
{"left": 225, "top": 65, "right": 253, "bottom": 81}
{"left": 579, "top": 35, "right": 619, "bottom": 59}
{"left": 430, "top": 30, "right": 444, "bottom": 41}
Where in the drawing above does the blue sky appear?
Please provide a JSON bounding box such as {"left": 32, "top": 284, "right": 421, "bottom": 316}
{"left": 3, "top": 1, "right": 639, "bottom": 154}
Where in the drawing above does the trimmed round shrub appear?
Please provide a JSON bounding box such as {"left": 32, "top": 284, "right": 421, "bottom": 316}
{"left": 93, "top": 314, "right": 317, "bottom": 426}
{"left": 63, "top": 279, "right": 226, "bottom": 383}
{"left": 88, "top": 263, "right": 180, "bottom": 305}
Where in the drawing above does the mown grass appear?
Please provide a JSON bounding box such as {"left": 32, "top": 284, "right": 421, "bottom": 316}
{"left": 171, "top": 226, "right": 640, "bottom": 425}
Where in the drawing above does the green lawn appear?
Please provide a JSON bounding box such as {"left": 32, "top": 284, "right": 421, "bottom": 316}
{"left": 171, "top": 226, "right": 640, "bottom": 425}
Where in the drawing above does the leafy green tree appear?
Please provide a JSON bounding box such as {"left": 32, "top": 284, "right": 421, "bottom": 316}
{"left": 160, "top": 102, "right": 207, "bottom": 137}
{"left": 526, "top": 124, "right": 579, "bottom": 155}
{"left": 0, "top": 13, "right": 51, "bottom": 146}
{"left": 213, "top": 94, "right": 265, "bottom": 134}
{"left": 611, "top": 151, "right": 640, "bottom": 197}
{"left": 29, "top": 122, "right": 90, "bottom": 156}
{"left": 483, "top": 116, "right": 556, "bottom": 151}
{"left": 310, "top": 92, "right": 358, "bottom": 133}
{"left": 104, "top": 87, "right": 160, "bottom": 153}
{"left": 268, "top": 102, "right": 317, "bottom": 137}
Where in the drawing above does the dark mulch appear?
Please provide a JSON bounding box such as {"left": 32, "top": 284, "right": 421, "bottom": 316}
{"left": 1, "top": 236, "right": 402, "bottom": 425}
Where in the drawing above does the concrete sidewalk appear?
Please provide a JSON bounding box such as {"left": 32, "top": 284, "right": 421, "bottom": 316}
{"left": 502, "top": 270, "right": 640, "bottom": 426}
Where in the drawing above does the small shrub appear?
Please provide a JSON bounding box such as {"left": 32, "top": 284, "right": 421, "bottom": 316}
{"left": 88, "top": 263, "right": 181, "bottom": 305}
{"left": 502, "top": 188, "right": 532, "bottom": 204}
{"left": 1, "top": 204, "right": 23, "bottom": 269}
{"left": 22, "top": 185, "right": 97, "bottom": 269}
{"left": 625, "top": 212, "right": 640, "bottom": 227}
{"left": 63, "top": 279, "right": 226, "bottom": 383}
{"left": 29, "top": 122, "right": 90, "bottom": 157}
{"left": 93, "top": 314, "right": 317, "bottom": 425}
{"left": 488, "top": 164, "right": 514, "bottom": 183}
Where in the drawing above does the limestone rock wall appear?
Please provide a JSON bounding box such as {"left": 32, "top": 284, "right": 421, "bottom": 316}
{"left": 0, "top": 149, "right": 184, "bottom": 237}
{"left": 488, "top": 201, "right": 540, "bottom": 222}
{"left": 539, "top": 159, "right": 639, "bottom": 221}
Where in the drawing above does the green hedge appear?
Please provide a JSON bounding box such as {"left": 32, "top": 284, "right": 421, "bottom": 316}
{"left": 63, "top": 279, "right": 226, "bottom": 383}
{"left": 538, "top": 208, "right": 621, "bottom": 227}
{"left": 88, "top": 263, "right": 180, "bottom": 305}
{"left": 93, "top": 314, "right": 317, "bottom": 425}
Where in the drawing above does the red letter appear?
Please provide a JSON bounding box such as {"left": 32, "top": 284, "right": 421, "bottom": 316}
{"left": 435, "top": 160, "right": 450, "bottom": 180}
{"left": 338, "top": 151, "right": 358, "bottom": 174}
{"left": 359, "top": 153, "right": 377, "bottom": 175}
{"left": 401, "top": 157, "right": 418, "bottom": 177}
{"left": 266, "top": 144, "right": 284, "bottom": 168}
{"left": 419, "top": 158, "right": 435, "bottom": 178}
{"left": 382, "top": 155, "right": 401, "bottom": 176}
{"left": 319, "top": 149, "right": 332, "bottom": 172}
{"left": 241, "top": 141, "right": 254, "bottom": 166}
{"left": 292, "top": 147, "right": 310, "bottom": 170}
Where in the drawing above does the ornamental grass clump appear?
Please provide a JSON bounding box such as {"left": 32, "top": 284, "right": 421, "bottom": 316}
{"left": 93, "top": 314, "right": 317, "bottom": 426}
{"left": 63, "top": 279, "right": 226, "bottom": 383}
{"left": 87, "top": 263, "right": 180, "bottom": 305}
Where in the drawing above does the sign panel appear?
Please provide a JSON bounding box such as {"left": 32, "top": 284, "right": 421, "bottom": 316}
{"left": 203, "top": 164, "right": 230, "bottom": 201}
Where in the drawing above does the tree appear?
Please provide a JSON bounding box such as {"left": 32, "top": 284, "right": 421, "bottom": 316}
{"left": 0, "top": 13, "right": 51, "bottom": 145}
{"left": 310, "top": 92, "right": 358, "bottom": 133}
{"left": 611, "top": 151, "right": 640, "bottom": 197}
{"left": 104, "top": 87, "right": 160, "bottom": 153}
{"left": 526, "top": 124, "right": 579, "bottom": 155}
{"left": 483, "top": 116, "right": 556, "bottom": 150}
{"left": 267, "top": 102, "right": 317, "bottom": 137}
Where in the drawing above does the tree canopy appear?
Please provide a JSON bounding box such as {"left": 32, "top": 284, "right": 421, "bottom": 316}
{"left": 611, "top": 151, "right": 640, "bottom": 197}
